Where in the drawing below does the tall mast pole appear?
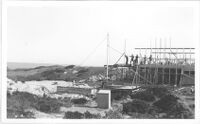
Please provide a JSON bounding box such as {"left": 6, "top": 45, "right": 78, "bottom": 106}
{"left": 160, "top": 38, "right": 162, "bottom": 63}
{"left": 124, "top": 39, "right": 126, "bottom": 63}
{"left": 124, "top": 39, "right": 126, "bottom": 79}
{"left": 150, "top": 40, "right": 152, "bottom": 55}
{"left": 169, "top": 37, "right": 171, "bottom": 64}
{"left": 169, "top": 37, "right": 171, "bottom": 86}
{"left": 106, "top": 33, "right": 109, "bottom": 83}
{"left": 155, "top": 38, "right": 157, "bottom": 64}
{"left": 164, "top": 37, "right": 166, "bottom": 63}
{"left": 154, "top": 38, "right": 157, "bottom": 85}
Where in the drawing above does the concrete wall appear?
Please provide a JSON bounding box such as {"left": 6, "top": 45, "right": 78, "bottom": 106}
{"left": 56, "top": 86, "right": 92, "bottom": 95}
{"left": 96, "top": 90, "right": 111, "bottom": 109}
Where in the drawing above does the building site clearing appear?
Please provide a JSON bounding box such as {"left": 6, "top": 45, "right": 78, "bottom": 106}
{"left": 7, "top": 63, "right": 194, "bottom": 119}
{"left": 7, "top": 35, "right": 195, "bottom": 119}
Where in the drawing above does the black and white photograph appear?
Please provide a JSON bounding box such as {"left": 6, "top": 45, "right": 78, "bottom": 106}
{"left": 1, "top": 0, "right": 200, "bottom": 122}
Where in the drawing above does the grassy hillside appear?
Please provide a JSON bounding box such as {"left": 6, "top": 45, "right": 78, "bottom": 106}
{"left": 7, "top": 64, "right": 105, "bottom": 82}
{"left": 7, "top": 62, "right": 54, "bottom": 70}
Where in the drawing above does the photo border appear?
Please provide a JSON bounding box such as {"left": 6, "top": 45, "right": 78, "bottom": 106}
{"left": 1, "top": 0, "right": 200, "bottom": 123}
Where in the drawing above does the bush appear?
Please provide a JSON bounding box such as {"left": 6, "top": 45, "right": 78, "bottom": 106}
{"left": 130, "top": 113, "right": 155, "bottom": 119}
{"left": 64, "top": 111, "right": 83, "bottom": 119}
{"left": 167, "top": 101, "right": 193, "bottom": 119}
{"left": 38, "top": 103, "right": 51, "bottom": 113}
{"left": 63, "top": 111, "right": 101, "bottom": 119}
{"left": 189, "top": 104, "right": 195, "bottom": 110}
{"left": 7, "top": 91, "right": 37, "bottom": 112}
{"left": 146, "top": 86, "right": 170, "bottom": 98}
{"left": 84, "top": 111, "right": 101, "bottom": 119}
{"left": 123, "top": 99, "right": 149, "bottom": 114}
{"left": 40, "top": 70, "right": 60, "bottom": 80}
{"left": 65, "top": 65, "right": 75, "bottom": 69}
{"left": 71, "top": 98, "right": 87, "bottom": 105}
{"left": 63, "top": 97, "right": 71, "bottom": 102}
{"left": 54, "top": 68, "right": 65, "bottom": 73}
{"left": 36, "top": 97, "right": 63, "bottom": 113}
{"left": 7, "top": 109, "right": 35, "bottom": 119}
{"left": 111, "top": 90, "right": 131, "bottom": 101}
{"left": 131, "top": 91, "right": 155, "bottom": 102}
{"left": 7, "top": 92, "right": 37, "bottom": 118}
{"left": 78, "top": 69, "right": 88, "bottom": 74}
{"left": 153, "top": 94, "right": 179, "bottom": 112}
{"left": 105, "top": 110, "right": 123, "bottom": 119}
{"left": 7, "top": 91, "right": 62, "bottom": 117}
{"left": 7, "top": 91, "right": 11, "bottom": 97}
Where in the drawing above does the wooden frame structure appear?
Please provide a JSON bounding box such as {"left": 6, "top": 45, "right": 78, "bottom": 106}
{"left": 132, "top": 47, "right": 195, "bottom": 87}
{"left": 106, "top": 47, "right": 195, "bottom": 88}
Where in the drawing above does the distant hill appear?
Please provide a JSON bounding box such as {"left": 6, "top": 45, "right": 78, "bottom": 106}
{"left": 7, "top": 62, "right": 54, "bottom": 70}
{"left": 7, "top": 63, "right": 105, "bottom": 82}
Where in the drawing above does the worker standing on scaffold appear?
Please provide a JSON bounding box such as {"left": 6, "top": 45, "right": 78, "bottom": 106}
{"left": 144, "top": 55, "right": 147, "bottom": 65}
{"left": 130, "top": 54, "right": 134, "bottom": 66}
{"left": 135, "top": 54, "right": 139, "bottom": 65}
{"left": 149, "top": 55, "right": 152, "bottom": 64}
{"left": 101, "top": 81, "right": 106, "bottom": 89}
{"left": 125, "top": 55, "right": 129, "bottom": 65}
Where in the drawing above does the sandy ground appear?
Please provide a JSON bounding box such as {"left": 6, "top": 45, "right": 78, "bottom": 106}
{"left": 25, "top": 105, "right": 108, "bottom": 119}
{"left": 7, "top": 79, "right": 92, "bottom": 99}
{"left": 26, "top": 109, "right": 64, "bottom": 119}
{"left": 60, "top": 106, "right": 107, "bottom": 116}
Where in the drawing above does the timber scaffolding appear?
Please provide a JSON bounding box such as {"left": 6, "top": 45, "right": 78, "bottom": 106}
{"left": 105, "top": 47, "right": 195, "bottom": 88}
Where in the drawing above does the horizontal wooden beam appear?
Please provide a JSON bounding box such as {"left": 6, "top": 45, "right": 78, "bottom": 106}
{"left": 152, "top": 52, "right": 195, "bottom": 54}
{"left": 135, "top": 48, "right": 195, "bottom": 50}
{"left": 152, "top": 58, "right": 195, "bottom": 60}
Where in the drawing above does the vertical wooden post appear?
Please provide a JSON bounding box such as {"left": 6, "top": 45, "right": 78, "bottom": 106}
{"left": 106, "top": 33, "right": 109, "bottom": 83}
{"left": 189, "top": 48, "right": 191, "bottom": 76}
{"left": 169, "top": 37, "right": 171, "bottom": 65}
{"left": 144, "top": 66, "right": 146, "bottom": 85}
{"left": 183, "top": 48, "right": 185, "bottom": 64}
{"left": 160, "top": 38, "right": 162, "bottom": 64}
{"left": 150, "top": 40, "right": 152, "bottom": 58}
{"left": 155, "top": 38, "right": 157, "bottom": 64}
{"left": 154, "top": 38, "right": 157, "bottom": 85}
{"left": 138, "top": 48, "right": 141, "bottom": 85}
{"left": 164, "top": 37, "right": 166, "bottom": 64}
{"left": 180, "top": 69, "right": 183, "bottom": 87}
{"left": 169, "top": 37, "right": 171, "bottom": 85}
{"left": 136, "top": 67, "right": 138, "bottom": 88}
{"left": 144, "top": 48, "right": 146, "bottom": 85}
{"left": 149, "top": 67, "right": 151, "bottom": 85}
{"left": 175, "top": 48, "right": 178, "bottom": 87}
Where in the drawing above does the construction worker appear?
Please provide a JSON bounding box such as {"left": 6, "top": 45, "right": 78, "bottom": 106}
{"left": 130, "top": 54, "right": 134, "bottom": 65}
{"left": 149, "top": 55, "right": 152, "bottom": 64}
{"left": 184, "top": 58, "right": 188, "bottom": 65}
{"left": 125, "top": 55, "right": 129, "bottom": 65}
{"left": 144, "top": 55, "right": 147, "bottom": 64}
{"left": 135, "top": 54, "right": 139, "bottom": 64}
{"left": 101, "top": 81, "right": 106, "bottom": 89}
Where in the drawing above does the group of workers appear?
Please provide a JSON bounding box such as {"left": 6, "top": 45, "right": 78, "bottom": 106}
{"left": 124, "top": 54, "right": 192, "bottom": 66}
{"left": 124, "top": 54, "right": 153, "bottom": 65}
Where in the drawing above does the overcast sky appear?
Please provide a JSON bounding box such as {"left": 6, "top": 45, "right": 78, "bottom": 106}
{"left": 7, "top": 2, "right": 196, "bottom": 66}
